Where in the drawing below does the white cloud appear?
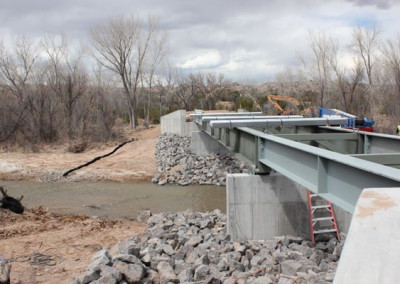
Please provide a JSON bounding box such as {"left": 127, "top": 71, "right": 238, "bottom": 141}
{"left": 0, "top": 0, "right": 399, "bottom": 82}
{"left": 177, "top": 50, "right": 222, "bottom": 69}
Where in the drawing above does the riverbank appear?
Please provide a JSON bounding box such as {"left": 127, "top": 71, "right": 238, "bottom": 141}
{"left": 0, "top": 207, "right": 146, "bottom": 284}
{"left": 0, "top": 125, "right": 160, "bottom": 183}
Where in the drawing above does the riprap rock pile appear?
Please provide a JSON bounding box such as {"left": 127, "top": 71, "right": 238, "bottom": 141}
{"left": 72, "top": 210, "right": 344, "bottom": 284}
{"left": 152, "top": 134, "right": 249, "bottom": 186}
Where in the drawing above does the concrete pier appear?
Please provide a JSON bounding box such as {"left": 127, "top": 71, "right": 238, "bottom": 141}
{"left": 227, "top": 173, "right": 310, "bottom": 240}
{"left": 226, "top": 173, "right": 353, "bottom": 240}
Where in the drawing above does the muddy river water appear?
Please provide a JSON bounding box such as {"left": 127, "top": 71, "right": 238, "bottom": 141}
{"left": 0, "top": 181, "right": 226, "bottom": 218}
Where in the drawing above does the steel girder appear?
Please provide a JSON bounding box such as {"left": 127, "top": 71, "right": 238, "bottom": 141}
{"left": 199, "top": 120, "right": 400, "bottom": 213}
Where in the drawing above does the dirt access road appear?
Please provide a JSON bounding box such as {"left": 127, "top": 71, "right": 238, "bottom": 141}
{"left": 0, "top": 125, "right": 160, "bottom": 183}
{"left": 0, "top": 125, "right": 161, "bottom": 283}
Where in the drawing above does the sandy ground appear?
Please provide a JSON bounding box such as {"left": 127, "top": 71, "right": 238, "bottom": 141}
{"left": 0, "top": 125, "right": 161, "bottom": 283}
{"left": 0, "top": 208, "right": 146, "bottom": 284}
{"left": 0, "top": 125, "right": 160, "bottom": 183}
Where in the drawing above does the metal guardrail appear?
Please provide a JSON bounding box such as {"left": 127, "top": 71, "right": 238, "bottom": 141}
{"left": 191, "top": 113, "right": 400, "bottom": 213}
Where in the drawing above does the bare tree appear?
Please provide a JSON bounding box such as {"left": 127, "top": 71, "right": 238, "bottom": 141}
{"left": 194, "top": 73, "right": 230, "bottom": 110}
{"left": 302, "top": 31, "right": 333, "bottom": 107}
{"left": 42, "top": 34, "right": 88, "bottom": 139}
{"left": 352, "top": 25, "right": 380, "bottom": 114}
{"left": 91, "top": 15, "right": 166, "bottom": 128}
{"left": 379, "top": 34, "right": 400, "bottom": 123}
{"left": 352, "top": 25, "right": 379, "bottom": 86}
{"left": 0, "top": 36, "right": 38, "bottom": 107}
{"left": 0, "top": 36, "right": 39, "bottom": 143}
{"left": 144, "top": 29, "right": 168, "bottom": 126}
{"left": 169, "top": 68, "right": 196, "bottom": 110}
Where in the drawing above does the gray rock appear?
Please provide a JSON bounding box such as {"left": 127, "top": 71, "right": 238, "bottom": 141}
{"left": 141, "top": 253, "right": 152, "bottom": 264}
{"left": 228, "top": 260, "right": 245, "bottom": 272}
{"left": 310, "top": 250, "right": 325, "bottom": 265}
{"left": 117, "top": 240, "right": 140, "bottom": 257}
{"left": 217, "top": 258, "right": 229, "bottom": 272}
{"left": 273, "top": 251, "right": 287, "bottom": 263}
{"left": 194, "top": 264, "right": 210, "bottom": 281}
{"left": 100, "top": 265, "right": 122, "bottom": 281}
{"left": 113, "top": 260, "right": 145, "bottom": 283}
{"left": 253, "top": 276, "right": 274, "bottom": 284}
{"left": 281, "top": 260, "right": 302, "bottom": 276}
{"left": 157, "top": 261, "right": 178, "bottom": 284}
{"left": 178, "top": 268, "right": 193, "bottom": 282}
{"left": 88, "top": 249, "right": 111, "bottom": 271}
{"left": 142, "top": 269, "right": 160, "bottom": 284}
{"left": 72, "top": 210, "right": 344, "bottom": 284}
{"left": 205, "top": 276, "right": 223, "bottom": 284}
{"left": 194, "top": 255, "right": 210, "bottom": 266}
{"left": 233, "top": 242, "right": 246, "bottom": 254}
{"left": 91, "top": 275, "right": 117, "bottom": 284}
{"left": 186, "top": 235, "right": 203, "bottom": 247}
{"left": 185, "top": 250, "right": 198, "bottom": 264}
{"left": 81, "top": 269, "right": 100, "bottom": 284}
{"left": 250, "top": 255, "right": 265, "bottom": 267}
{"left": 161, "top": 244, "right": 175, "bottom": 256}
{"left": 112, "top": 254, "right": 141, "bottom": 265}
{"left": 137, "top": 210, "right": 152, "bottom": 222}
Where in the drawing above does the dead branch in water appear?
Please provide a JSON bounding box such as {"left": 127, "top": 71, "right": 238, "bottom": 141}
{"left": 62, "top": 138, "right": 137, "bottom": 177}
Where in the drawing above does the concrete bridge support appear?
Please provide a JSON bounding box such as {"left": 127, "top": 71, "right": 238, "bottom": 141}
{"left": 334, "top": 188, "right": 400, "bottom": 284}
{"left": 227, "top": 173, "right": 310, "bottom": 239}
{"left": 191, "top": 131, "right": 231, "bottom": 156}
{"left": 160, "top": 110, "right": 199, "bottom": 136}
{"left": 227, "top": 173, "right": 353, "bottom": 240}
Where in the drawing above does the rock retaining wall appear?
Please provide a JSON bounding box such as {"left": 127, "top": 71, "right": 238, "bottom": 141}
{"left": 152, "top": 134, "right": 249, "bottom": 186}
{"left": 72, "top": 210, "right": 344, "bottom": 284}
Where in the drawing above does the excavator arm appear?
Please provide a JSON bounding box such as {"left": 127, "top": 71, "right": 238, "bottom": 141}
{"left": 267, "top": 95, "right": 300, "bottom": 115}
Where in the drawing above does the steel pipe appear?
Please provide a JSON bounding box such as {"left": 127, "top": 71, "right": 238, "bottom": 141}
{"left": 201, "top": 115, "right": 303, "bottom": 121}
{"left": 210, "top": 117, "right": 348, "bottom": 128}
{"left": 189, "top": 112, "right": 263, "bottom": 118}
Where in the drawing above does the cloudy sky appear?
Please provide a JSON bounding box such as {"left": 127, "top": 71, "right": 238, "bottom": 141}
{"left": 1, "top": 0, "right": 399, "bottom": 82}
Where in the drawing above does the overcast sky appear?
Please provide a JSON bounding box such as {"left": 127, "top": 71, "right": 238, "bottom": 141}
{"left": 1, "top": 0, "right": 399, "bottom": 82}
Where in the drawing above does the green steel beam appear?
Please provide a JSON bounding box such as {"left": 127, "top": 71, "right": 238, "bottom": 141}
{"left": 196, "top": 116, "right": 400, "bottom": 213}
{"left": 201, "top": 122, "right": 400, "bottom": 213}
{"left": 276, "top": 133, "right": 359, "bottom": 141}
{"left": 240, "top": 127, "right": 400, "bottom": 213}
{"left": 351, "top": 153, "right": 400, "bottom": 169}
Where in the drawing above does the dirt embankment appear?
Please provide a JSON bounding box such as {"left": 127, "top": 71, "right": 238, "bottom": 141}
{"left": 0, "top": 208, "right": 146, "bottom": 284}
{"left": 0, "top": 125, "right": 160, "bottom": 183}
{"left": 0, "top": 125, "right": 160, "bottom": 283}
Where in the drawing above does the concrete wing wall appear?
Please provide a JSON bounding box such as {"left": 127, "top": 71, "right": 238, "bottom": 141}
{"left": 161, "top": 110, "right": 199, "bottom": 136}
{"left": 161, "top": 110, "right": 186, "bottom": 136}
{"left": 334, "top": 187, "right": 400, "bottom": 284}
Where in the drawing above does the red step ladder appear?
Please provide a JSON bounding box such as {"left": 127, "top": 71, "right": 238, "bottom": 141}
{"left": 307, "top": 190, "right": 341, "bottom": 243}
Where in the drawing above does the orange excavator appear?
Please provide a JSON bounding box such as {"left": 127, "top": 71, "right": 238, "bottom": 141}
{"left": 267, "top": 95, "right": 317, "bottom": 117}
{"left": 267, "top": 95, "right": 301, "bottom": 115}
